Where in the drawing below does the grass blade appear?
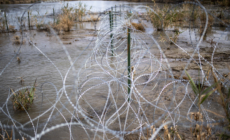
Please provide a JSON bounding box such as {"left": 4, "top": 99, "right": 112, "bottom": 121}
{"left": 201, "top": 83, "right": 217, "bottom": 95}
{"left": 200, "top": 88, "right": 217, "bottom": 104}
{"left": 185, "top": 70, "right": 198, "bottom": 95}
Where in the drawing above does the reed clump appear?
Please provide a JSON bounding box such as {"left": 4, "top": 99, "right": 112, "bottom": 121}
{"left": 147, "top": 5, "right": 173, "bottom": 31}
{"left": 185, "top": 68, "right": 230, "bottom": 139}
{"left": 74, "top": 2, "right": 90, "bottom": 22}
{"left": 11, "top": 80, "right": 36, "bottom": 111}
{"left": 147, "top": 3, "right": 195, "bottom": 31}
{"left": 211, "top": 69, "right": 230, "bottom": 139}
{"left": 53, "top": 5, "right": 74, "bottom": 32}
{"left": 53, "top": 3, "right": 91, "bottom": 32}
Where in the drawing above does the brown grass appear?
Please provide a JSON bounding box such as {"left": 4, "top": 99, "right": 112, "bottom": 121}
{"left": 131, "top": 22, "right": 145, "bottom": 31}
{"left": 0, "top": 128, "right": 26, "bottom": 140}
{"left": 59, "top": 14, "right": 74, "bottom": 32}
{"left": 53, "top": 7, "right": 74, "bottom": 32}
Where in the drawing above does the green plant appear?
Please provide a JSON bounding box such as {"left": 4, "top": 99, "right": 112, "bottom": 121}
{"left": 74, "top": 2, "right": 89, "bottom": 22}
{"left": 185, "top": 69, "right": 230, "bottom": 138}
{"left": 185, "top": 70, "right": 217, "bottom": 108}
{"left": 185, "top": 70, "right": 217, "bottom": 139}
{"left": 11, "top": 80, "right": 36, "bottom": 111}
{"left": 211, "top": 70, "right": 230, "bottom": 139}
{"left": 147, "top": 5, "right": 173, "bottom": 31}
{"left": 30, "top": 10, "right": 47, "bottom": 30}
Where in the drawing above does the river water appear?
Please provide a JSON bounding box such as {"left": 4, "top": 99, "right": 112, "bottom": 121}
{"left": 0, "top": 1, "right": 230, "bottom": 139}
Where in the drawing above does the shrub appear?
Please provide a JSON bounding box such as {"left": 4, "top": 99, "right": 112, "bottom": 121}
{"left": 53, "top": 4, "right": 74, "bottom": 32}
{"left": 11, "top": 80, "right": 36, "bottom": 111}
{"left": 147, "top": 5, "right": 174, "bottom": 31}
{"left": 13, "top": 35, "right": 21, "bottom": 45}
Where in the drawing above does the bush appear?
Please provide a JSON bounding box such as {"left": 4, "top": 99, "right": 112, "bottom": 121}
{"left": 147, "top": 5, "right": 174, "bottom": 31}
{"left": 53, "top": 4, "right": 74, "bottom": 32}
{"left": 11, "top": 80, "right": 36, "bottom": 111}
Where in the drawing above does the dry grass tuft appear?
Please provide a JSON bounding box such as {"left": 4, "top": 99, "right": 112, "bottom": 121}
{"left": 57, "top": 14, "right": 74, "bottom": 32}
{"left": 147, "top": 5, "right": 174, "bottom": 31}
{"left": 131, "top": 22, "right": 145, "bottom": 31}
{"left": 74, "top": 2, "right": 88, "bottom": 22}
{"left": 13, "top": 35, "right": 21, "bottom": 45}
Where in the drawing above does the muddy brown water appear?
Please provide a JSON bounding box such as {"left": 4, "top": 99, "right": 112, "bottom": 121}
{"left": 0, "top": 1, "right": 230, "bottom": 140}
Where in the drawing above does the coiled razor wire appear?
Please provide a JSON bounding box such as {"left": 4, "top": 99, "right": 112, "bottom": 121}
{"left": 0, "top": 0, "right": 230, "bottom": 139}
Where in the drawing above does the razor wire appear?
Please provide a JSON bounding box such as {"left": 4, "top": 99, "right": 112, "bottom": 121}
{"left": 0, "top": 0, "right": 230, "bottom": 139}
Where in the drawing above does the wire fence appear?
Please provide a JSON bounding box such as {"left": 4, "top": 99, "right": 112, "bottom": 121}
{"left": 0, "top": 0, "right": 230, "bottom": 139}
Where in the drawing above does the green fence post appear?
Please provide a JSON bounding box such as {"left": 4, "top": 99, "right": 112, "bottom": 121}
{"left": 127, "top": 27, "right": 131, "bottom": 101}
{"left": 28, "top": 11, "right": 30, "bottom": 29}
{"left": 53, "top": 8, "right": 55, "bottom": 24}
{"left": 109, "top": 9, "right": 114, "bottom": 56}
{"left": 120, "top": 5, "right": 121, "bottom": 20}
{"left": 4, "top": 12, "right": 8, "bottom": 32}
{"left": 115, "top": 5, "right": 116, "bottom": 27}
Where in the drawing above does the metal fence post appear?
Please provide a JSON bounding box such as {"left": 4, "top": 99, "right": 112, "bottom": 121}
{"left": 109, "top": 9, "right": 114, "bottom": 56}
{"left": 127, "top": 27, "right": 131, "bottom": 101}
{"left": 4, "top": 12, "right": 8, "bottom": 32}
